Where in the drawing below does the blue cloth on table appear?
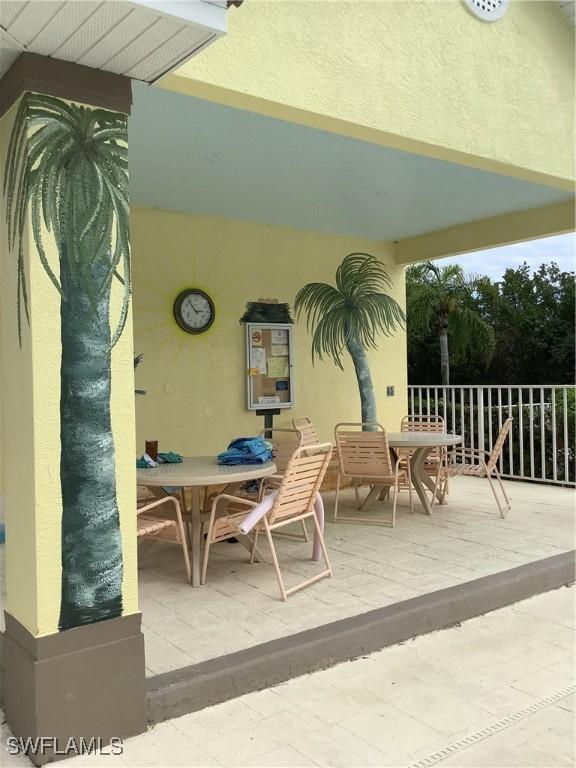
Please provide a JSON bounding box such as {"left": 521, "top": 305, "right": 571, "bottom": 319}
{"left": 157, "top": 452, "right": 182, "bottom": 464}
{"left": 218, "top": 437, "right": 272, "bottom": 466}
{"left": 136, "top": 451, "right": 183, "bottom": 468}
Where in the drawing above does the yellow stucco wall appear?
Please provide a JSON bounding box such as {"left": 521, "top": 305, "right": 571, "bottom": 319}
{"left": 0, "top": 99, "right": 139, "bottom": 637}
{"left": 172, "top": 0, "right": 574, "bottom": 186}
{"left": 132, "top": 207, "right": 408, "bottom": 456}
{"left": 0, "top": 102, "right": 38, "bottom": 633}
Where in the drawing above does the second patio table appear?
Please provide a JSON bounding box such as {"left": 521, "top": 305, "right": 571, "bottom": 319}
{"left": 386, "top": 432, "right": 462, "bottom": 515}
{"left": 137, "top": 457, "right": 277, "bottom": 586}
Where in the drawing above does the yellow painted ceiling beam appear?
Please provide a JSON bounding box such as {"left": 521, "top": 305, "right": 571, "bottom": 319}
{"left": 394, "top": 201, "right": 575, "bottom": 264}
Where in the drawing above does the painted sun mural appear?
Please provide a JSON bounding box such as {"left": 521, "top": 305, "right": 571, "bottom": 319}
{"left": 4, "top": 93, "right": 130, "bottom": 630}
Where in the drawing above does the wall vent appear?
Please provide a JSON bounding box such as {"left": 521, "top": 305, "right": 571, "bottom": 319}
{"left": 463, "top": 0, "right": 509, "bottom": 22}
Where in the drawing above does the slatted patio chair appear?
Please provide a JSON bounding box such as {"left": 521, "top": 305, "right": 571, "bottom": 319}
{"left": 293, "top": 415, "right": 341, "bottom": 474}
{"left": 447, "top": 417, "right": 513, "bottom": 517}
{"left": 201, "top": 443, "right": 334, "bottom": 601}
{"left": 334, "top": 423, "right": 413, "bottom": 527}
{"left": 137, "top": 495, "right": 191, "bottom": 582}
{"left": 258, "top": 427, "right": 309, "bottom": 541}
{"left": 401, "top": 414, "right": 449, "bottom": 503}
{"left": 292, "top": 417, "right": 320, "bottom": 446}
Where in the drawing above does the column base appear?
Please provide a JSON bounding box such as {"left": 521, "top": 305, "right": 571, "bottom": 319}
{"left": 3, "top": 611, "right": 147, "bottom": 766}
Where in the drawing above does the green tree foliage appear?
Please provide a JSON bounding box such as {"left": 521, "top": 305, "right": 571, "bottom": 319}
{"left": 407, "top": 261, "right": 575, "bottom": 384}
{"left": 406, "top": 262, "right": 495, "bottom": 385}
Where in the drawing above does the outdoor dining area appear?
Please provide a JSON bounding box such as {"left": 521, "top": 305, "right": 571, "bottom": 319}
{"left": 136, "top": 415, "right": 515, "bottom": 597}
{"left": 131, "top": 412, "right": 545, "bottom": 677}
{"left": 138, "top": 417, "right": 464, "bottom": 584}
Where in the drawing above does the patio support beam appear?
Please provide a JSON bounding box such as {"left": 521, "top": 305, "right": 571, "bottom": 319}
{"left": 394, "top": 201, "right": 575, "bottom": 264}
{"left": 0, "top": 54, "right": 146, "bottom": 764}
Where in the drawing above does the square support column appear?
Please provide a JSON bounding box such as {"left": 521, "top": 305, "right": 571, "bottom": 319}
{"left": 0, "top": 54, "right": 146, "bottom": 764}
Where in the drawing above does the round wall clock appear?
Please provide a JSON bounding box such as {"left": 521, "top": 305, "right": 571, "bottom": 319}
{"left": 173, "top": 289, "right": 215, "bottom": 334}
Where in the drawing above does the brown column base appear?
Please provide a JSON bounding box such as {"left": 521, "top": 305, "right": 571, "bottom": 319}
{"left": 3, "top": 611, "right": 147, "bottom": 766}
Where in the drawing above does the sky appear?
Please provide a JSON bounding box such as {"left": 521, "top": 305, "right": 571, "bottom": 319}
{"left": 439, "top": 232, "right": 575, "bottom": 281}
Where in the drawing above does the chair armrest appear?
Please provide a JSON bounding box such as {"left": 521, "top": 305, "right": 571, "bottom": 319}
{"left": 213, "top": 494, "right": 259, "bottom": 508}
{"left": 137, "top": 496, "right": 179, "bottom": 515}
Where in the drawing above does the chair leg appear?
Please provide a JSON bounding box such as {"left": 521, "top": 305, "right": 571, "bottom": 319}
{"left": 494, "top": 466, "right": 511, "bottom": 515}
{"left": 430, "top": 468, "right": 441, "bottom": 510}
{"left": 264, "top": 520, "right": 287, "bottom": 601}
{"left": 301, "top": 519, "right": 310, "bottom": 542}
{"left": 406, "top": 463, "right": 414, "bottom": 513}
{"left": 392, "top": 473, "right": 399, "bottom": 527}
{"left": 334, "top": 472, "right": 341, "bottom": 521}
{"left": 173, "top": 501, "right": 191, "bottom": 583}
{"left": 353, "top": 480, "right": 360, "bottom": 509}
{"left": 485, "top": 468, "right": 505, "bottom": 518}
{"left": 250, "top": 528, "right": 260, "bottom": 563}
{"left": 200, "top": 536, "right": 211, "bottom": 585}
{"left": 310, "top": 511, "right": 332, "bottom": 577}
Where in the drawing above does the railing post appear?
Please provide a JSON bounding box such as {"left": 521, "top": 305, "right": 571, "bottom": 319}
{"left": 477, "top": 387, "right": 485, "bottom": 456}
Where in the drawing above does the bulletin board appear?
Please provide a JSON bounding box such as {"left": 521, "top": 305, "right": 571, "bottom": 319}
{"left": 246, "top": 323, "right": 294, "bottom": 410}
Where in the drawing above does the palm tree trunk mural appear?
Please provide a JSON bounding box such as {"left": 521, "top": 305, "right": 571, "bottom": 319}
{"left": 4, "top": 94, "right": 131, "bottom": 631}
{"left": 345, "top": 336, "right": 377, "bottom": 423}
{"left": 59, "top": 257, "right": 122, "bottom": 629}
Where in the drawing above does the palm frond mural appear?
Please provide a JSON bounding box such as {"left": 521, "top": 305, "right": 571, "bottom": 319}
{"left": 295, "top": 253, "right": 405, "bottom": 425}
{"left": 4, "top": 93, "right": 131, "bottom": 631}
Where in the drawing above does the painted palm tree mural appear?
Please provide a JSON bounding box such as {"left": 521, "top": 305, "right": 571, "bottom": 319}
{"left": 4, "top": 94, "right": 130, "bottom": 631}
{"left": 295, "top": 253, "right": 404, "bottom": 424}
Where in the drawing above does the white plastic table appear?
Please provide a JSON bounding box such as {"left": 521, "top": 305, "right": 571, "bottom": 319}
{"left": 387, "top": 432, "right": 462, "bottom": 515}
{"left": 137, "top": 457, "right": 277, "bottom": 586}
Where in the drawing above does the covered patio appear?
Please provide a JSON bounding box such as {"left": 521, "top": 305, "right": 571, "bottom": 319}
{"left": 116, "top": 78, "right": 576, "bottom": 691}
{"left": 138, "top": 476, "right": 574, "bottom": 677}
{"left": 0, "top": 2, "right": 574, "bottom": 758}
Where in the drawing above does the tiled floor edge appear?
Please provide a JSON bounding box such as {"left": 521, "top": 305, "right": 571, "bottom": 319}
{"left": 407, "top": 684, "right": 576, "bottom": 768}
{"left": 145, "top": 550, "right": 575, "bottom": 726}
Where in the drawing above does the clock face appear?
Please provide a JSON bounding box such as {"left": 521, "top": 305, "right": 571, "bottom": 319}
{"left": 173, "top": 289, "right": 215, "bottom": 334}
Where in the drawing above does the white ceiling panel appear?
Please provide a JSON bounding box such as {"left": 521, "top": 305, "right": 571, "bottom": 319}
{"left": 55, "top": 4, "right": 134, "bottom": 61}
{"left": 9, "top": 1, "right": 64, "bottom": 47}
{"left": 32, "top": 2, "right": 103, "bottom": 57}
{"left": 0, "top": 1, "right": 27, "bottom": 29}
{"left": 124, "top": 25, "right": 212, "bottom": 80}
{"left": 0, "top": 29, "right": 22, "bottom": 76}
{"left": 103, "top": 16, "right": 183, "bottom": 74}
{"left": 75, "top": 7, "right": 155, "bottom": 68}
{"left": 0, "top": 0, "right": 228, "bottom": 82}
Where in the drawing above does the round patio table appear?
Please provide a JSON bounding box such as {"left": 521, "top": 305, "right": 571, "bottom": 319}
{"left": 137, "top": 457, "right": 276, "bottom": 587}
{"left": 387, "top": 432, "right": 462, "bottom": 515}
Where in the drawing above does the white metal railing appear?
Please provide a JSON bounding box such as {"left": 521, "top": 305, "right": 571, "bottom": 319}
{"left": 407, "top": 385, "right": 576, "bottom": 487}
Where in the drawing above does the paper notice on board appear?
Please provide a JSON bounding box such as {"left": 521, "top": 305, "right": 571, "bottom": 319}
{"left": 267, "top": 356, "right": 289, "bottom": 378}
{"left": 271, "top": 329, "right": 288, "bottom": 344}
{"left": 271, "top": 344, "right": 289, "bottom": 356}
{"left": 251, "top": 347, "right": 267, "bottom": 374}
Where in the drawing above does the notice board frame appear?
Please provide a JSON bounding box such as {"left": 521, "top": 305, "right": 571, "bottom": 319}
{"left": 246, "top": 322, "right": 295, "bottom": 411}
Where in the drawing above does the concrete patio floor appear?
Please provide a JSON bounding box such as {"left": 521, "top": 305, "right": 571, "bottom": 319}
{"left": 3, "top": 585, "right": 574, "bottom": 767}
{"left": 138, "top": 476, "right": 575, "bottom": 677}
